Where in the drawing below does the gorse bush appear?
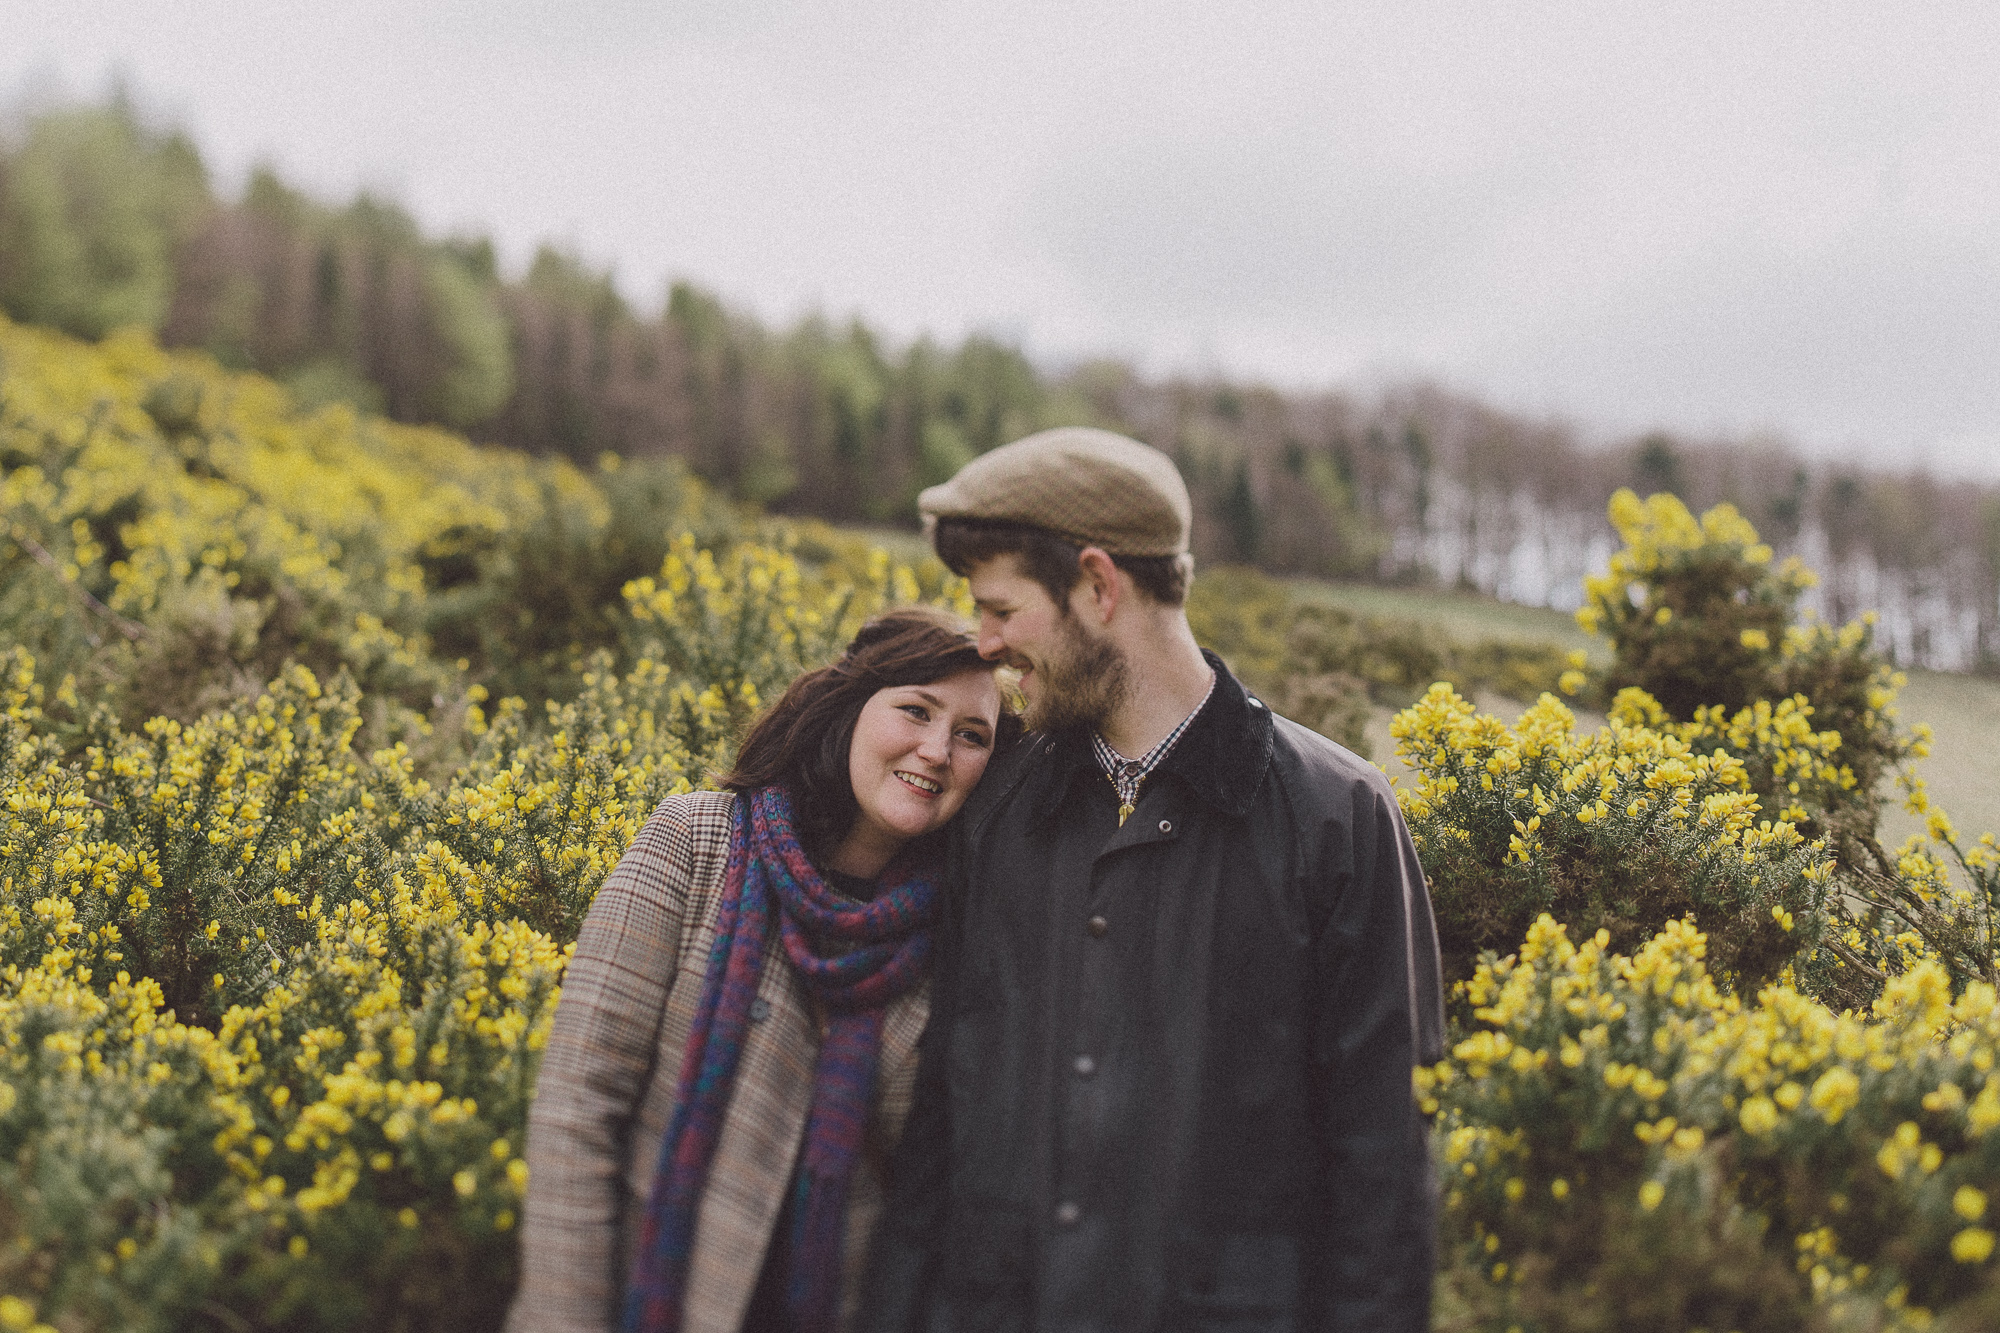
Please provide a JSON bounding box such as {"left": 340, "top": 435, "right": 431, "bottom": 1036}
{"left": 1427, "top": 917, "right": 2000, "bottom": 1332}
{"left": 2, "top": 320, "right": 1999, "bottom": 1329}
{"left": 1570, "top": 490, "right": 2000, "bottom": 997}
{"left": 1576, "top": 489, "right": 1925, "bottom": 850}
{"left": 0, "top": 316, "right": 734, "bottom": 736}
{"left": 1394, "top": 685, "right": 1840, "bottom": 998}
{"left": 1, "top": 649, "right": 572, "bottom": 1332}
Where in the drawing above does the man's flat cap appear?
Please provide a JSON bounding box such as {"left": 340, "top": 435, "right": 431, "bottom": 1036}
{"left": 917, "top": 427, "right": 1191, "bottom": 557}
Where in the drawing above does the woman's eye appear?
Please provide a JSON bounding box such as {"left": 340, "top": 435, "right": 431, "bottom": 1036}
{"left": 900, "top": 704, "right": 930, "bottom": 721}
{"left": 956, "top": 729, "right": 989, "bottom": 747}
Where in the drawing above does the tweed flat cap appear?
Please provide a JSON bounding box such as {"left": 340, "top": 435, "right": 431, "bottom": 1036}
{"left": 917, "top": 427, "right": 1191, "bottom": 557}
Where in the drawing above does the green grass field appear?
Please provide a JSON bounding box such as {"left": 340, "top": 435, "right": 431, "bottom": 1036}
{"left": 1886, "top": 668, "right": 2000, "bottom": 848}
{"left": 1285, "top": 577, "right": 1610, "bottom": 663}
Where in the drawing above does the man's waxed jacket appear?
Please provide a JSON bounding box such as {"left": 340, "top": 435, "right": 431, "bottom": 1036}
{"left": 861, "top": 654, "right": 1446, "bottom": 1333}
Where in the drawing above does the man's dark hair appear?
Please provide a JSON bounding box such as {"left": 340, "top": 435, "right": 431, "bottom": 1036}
{"left": 932, "top": 518, "right": 1189, "bottom": 607}
{"left": 720, "top": 606, "right": 1022, "bottom": 861}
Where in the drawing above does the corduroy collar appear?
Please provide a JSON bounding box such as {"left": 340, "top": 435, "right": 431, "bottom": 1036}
{"left": 1026, "top": 649, "right": 1274, "bottom": 824}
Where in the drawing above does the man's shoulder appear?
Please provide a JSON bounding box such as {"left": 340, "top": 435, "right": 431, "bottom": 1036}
{"left": 1264, "top": 710, "right": 1399, "bottom": 812}
{"left": 961, "top": 729, "right": 1048, "bottom": 824}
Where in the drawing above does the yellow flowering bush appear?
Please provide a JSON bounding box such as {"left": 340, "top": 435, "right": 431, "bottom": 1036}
{"left": 1394, "top": 684, "right": 1844, "bottom": 997}
{"left": 0, "top": 315, "right": 728, "bottom": 734}
{"left": 621, "top": 528, "right": 949, "bottom": 755}
{"left": 1577, "top": 488, "right": 1813, "bottom": 718}
{"left": 1427, "top": 915, "right": 2000, "bottom": 1331}
{"left": 1575, "top": 490, "right": 1928, "bottom": 866}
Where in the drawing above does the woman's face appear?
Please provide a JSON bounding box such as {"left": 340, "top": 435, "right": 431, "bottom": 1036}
{"left": 830, "top": 668, "right": 1003, "bottom": 877}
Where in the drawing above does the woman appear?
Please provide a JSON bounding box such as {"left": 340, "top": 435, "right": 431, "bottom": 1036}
{"left": 509, "top": 607, "right": 1015, "bottom": 1333}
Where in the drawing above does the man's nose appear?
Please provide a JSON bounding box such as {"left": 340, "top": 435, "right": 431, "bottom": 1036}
{"left": 976, "top": 620, "right": 1005, "bottom": 660}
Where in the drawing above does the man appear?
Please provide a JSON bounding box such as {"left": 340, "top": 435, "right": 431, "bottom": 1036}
{"left": 863, "top": 427, "right": 1445, "bottom": 1333}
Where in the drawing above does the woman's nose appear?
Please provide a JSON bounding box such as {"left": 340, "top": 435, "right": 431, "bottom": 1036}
{"left": 915, "top": 723, "right": 951, "bottom": 763}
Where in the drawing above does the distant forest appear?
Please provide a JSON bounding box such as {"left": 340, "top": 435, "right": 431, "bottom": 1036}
{"left": 4, "top": 97, "right": 1996, "bottom": 670}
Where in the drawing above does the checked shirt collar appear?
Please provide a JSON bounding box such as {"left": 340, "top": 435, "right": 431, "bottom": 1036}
{"left": 1091, "top": 668, "right": 1217, "bottom": 827}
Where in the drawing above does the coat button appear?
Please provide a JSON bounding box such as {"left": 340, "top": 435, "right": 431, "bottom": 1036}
{"left": 749, "top": 999, "right": 771, "bottom": 1022}
{"left": 1055, "top": 1201, "right": 1081, "bottom": 1227}
{"left": 1157, "top": 819, "right": 1173, "bottom": 834}
{"left": 1073, "top": 1054, "right": 1097, "bottom": 1077}
{"left": 1086, "top": 915, "right": 1108, "bottom": 937}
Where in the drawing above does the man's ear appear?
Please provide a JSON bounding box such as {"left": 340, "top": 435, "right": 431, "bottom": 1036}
{"left": 1073, "top": 547, "right": 1122, "bottom": 626}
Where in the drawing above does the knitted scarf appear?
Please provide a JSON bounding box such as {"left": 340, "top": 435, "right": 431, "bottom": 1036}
{"left": 623, "top": 786, "right": 938, "bottom": 1333}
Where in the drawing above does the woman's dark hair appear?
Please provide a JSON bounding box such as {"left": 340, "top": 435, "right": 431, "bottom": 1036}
{"left": 720, "top": 606, "right": 1022, "bottom": 861}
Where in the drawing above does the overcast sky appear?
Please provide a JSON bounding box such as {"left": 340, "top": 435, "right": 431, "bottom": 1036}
{"left": 11, "top": 1, "right": 2000, "bottom": 477}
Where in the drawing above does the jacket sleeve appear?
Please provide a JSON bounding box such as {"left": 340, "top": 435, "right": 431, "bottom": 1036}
{"left": 1305, "top": 770, "right": 1446, "bottom": 1333}
{"left": 507, "top": 797, "right": 703, "bottom": 1333}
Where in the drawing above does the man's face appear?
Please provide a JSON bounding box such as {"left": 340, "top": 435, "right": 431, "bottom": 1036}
{"left": 967, "top": 555, "right": 1129, "bottom": 733}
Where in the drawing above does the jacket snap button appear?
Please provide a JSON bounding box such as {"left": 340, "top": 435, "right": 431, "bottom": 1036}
{"left": 748, "top": 999, "right": 771, "bottom": 1022}
{"left": 1086, "top": 915, "right": 1108, "bottom": 937}
{"left": 1157, "top": 819, "right": 1173, "bottom": 834}
{"left": 1073, "top": 1054, "right": 1096, "bottom": 1077}
{"left": 1055, "top": 1201, "right": 1081, "bottom": 1227}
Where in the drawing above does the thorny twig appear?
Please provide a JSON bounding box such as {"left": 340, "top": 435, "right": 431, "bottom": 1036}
{"left": 6, "top": 525, "right": 148, "bottom": 645}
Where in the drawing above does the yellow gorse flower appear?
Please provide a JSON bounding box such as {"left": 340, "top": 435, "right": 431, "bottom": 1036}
{"left": 1431, "top": 912, "right": 2000, "bottom": 1326}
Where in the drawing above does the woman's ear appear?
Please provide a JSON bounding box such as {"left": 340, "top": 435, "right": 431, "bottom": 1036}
{"left": 1073, "top": 547, "right": 1122, "bottom": 625}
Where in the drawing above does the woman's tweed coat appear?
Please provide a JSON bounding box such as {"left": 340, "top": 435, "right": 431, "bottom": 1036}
{"left": 507, "top": 790, "right": 931, "bottom": 1333}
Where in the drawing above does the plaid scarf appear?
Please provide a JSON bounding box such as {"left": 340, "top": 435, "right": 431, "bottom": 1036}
{"left": 623, "top": 787, "right": 937, "bottom": 1333}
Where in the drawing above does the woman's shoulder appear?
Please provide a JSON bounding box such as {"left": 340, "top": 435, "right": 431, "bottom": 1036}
{"left": 638, "top": 788, "right": 736, "bottom": 865}
{"left": 652, "top": 786, "right": 736, "bottom": 826}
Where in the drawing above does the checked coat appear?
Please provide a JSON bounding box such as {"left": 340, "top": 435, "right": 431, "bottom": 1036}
{"left": 508, "top": 790, "right": 932, "bottom": 1333}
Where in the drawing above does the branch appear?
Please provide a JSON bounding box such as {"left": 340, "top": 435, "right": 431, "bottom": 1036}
{"left": 6, "top": 526, "right": 147, "bottom": 644}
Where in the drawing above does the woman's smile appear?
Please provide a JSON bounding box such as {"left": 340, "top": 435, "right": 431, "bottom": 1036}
{"left": 831, "top": 667, "right": 1002, "bottom": 875}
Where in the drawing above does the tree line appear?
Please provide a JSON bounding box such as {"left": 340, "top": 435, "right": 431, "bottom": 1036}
{"left": 4, "top": 96, "right": 1996, "bottom": 670}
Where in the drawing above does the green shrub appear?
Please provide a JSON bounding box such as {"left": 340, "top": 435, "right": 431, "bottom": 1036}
{"left": 1394, "top": 685, "right": 1843, "bottom": 998}
{"left": 1571, "top": 490, "right": 2000, "bottom": 994}
{"left": 1428, "top": 916, "right": 2000, "bottom": 1332}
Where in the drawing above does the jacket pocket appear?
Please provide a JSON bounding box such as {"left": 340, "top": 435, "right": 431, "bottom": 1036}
{"left": 1165, "top": 1233, "right": 1300, "bottom": 1333}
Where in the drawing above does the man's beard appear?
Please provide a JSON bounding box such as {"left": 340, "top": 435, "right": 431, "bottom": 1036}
{"left": 1023, "top": 613, "right": 1131, "bottom": 734}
